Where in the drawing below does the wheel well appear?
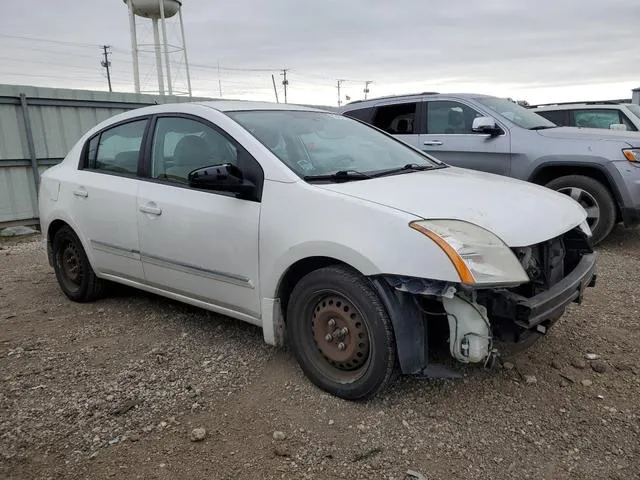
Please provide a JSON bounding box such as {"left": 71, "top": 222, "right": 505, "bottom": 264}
{"left": 277, "top": 257, "right": 349, "bottom": 316}
{"left": 529, "top": 165, "right": 621, "bottom": 220}
{"left": 47, "top": 219, "right": 70, "bottom": 246}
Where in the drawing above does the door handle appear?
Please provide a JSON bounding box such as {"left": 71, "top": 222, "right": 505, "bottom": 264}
{"left": 73, "top": 189, "right": 88, "bottom": 198}
{"left": 423, "top": 140, "right": 443, "bottom": 146}
{"left": 139, "top": 205, "right": 162, "bottom": 216}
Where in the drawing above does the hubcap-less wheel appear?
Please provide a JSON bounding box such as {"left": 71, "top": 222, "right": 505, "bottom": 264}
{"left": 557, "top": 187, "right": 600, "bottom": 230}
{"left": 309, "top": 294, "right": 371, "bottom": 383}
{"left": 57, "top": 241, "right": 84, "bottom": 293}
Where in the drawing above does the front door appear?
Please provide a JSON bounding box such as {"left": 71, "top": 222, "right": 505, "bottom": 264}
{"left": 419, "top": 100, "right": 511, "bottom": 176}
{"left": 136, "top": 116, "right": 262, "bottom": 319}
{"left": 70, "top": 118, "right": 147, "bottom": 280}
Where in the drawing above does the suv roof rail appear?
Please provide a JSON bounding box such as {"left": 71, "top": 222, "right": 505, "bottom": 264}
{"left": 344, "top": 92, "right": 440, "bottom": 106}
{"left": 530, "top": 99, "right": 631, "bottom": 108}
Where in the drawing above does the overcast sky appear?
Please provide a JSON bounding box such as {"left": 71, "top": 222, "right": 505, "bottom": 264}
{"left": 1, "top": 0, "right": 638, "bottom": 106}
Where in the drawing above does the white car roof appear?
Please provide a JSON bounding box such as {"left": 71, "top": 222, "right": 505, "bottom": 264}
{"left": 195, "top": 100, "right": 326, "bottom": 113}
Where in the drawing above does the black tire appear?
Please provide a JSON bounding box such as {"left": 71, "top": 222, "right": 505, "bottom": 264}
{"left": 286, "top": 265, "right": 396, "bottom": 400}
{"left": 545, "top": 175, "right": 616, "bottom": 245}
{"left": 52, "top": 225, "right": 105, "bottom": 302}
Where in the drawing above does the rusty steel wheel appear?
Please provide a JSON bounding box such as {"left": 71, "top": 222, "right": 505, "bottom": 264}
{"left": 58, "top": 241, "right": 84, "bottom": 293}
{"left": 52, "top": 225, "right": 105, "bottom": 302}
{"left": 286, "top": 266, "right": 397, "bottom": 400}
{"left": 311, "top": 294, "right": 371, "bottom": 382}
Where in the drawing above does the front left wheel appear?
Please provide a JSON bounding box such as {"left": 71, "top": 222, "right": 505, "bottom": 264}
{"left": 286, "top": 266, "right": 397, "bottom": 400}
{"left": 52, "top": 226, "right": 105, "bottom": 302}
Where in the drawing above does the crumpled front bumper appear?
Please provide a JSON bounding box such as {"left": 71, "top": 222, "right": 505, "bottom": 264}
{"left": 490, "top": 253, "right": 596, "bottom": 330}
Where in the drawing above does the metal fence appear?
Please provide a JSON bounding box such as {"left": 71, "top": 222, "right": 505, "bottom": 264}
{"left": 0, "top": 84, "right": 210, "bottom": 228}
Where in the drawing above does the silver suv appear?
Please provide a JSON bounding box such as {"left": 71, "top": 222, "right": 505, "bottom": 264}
{"left": 340, "top": 93, "right": 640, "bottom": 244}
{"left": 532, "top": 103, "right": 640, "bottom": 132}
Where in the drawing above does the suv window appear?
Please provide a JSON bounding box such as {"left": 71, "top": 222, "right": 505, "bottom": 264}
{"left": 427, "top": 101, "right": 483, "bottom": 134}
{"left": 572, "top": 109, "right": 636, "bottom": 131}
{"left": 151, "top": 117, "right": 238, "bottom": 183}
{"left": 343, "top": 106, "right": 375, "bottom": 123}
{"left": 87, "top": 119, "right": 147, "bottom": 174}
{"left": 372, "top": 103, "right": 416, "bottom": 134}
{"left": 536, "top": 110, "right": 567, "bottom": 126}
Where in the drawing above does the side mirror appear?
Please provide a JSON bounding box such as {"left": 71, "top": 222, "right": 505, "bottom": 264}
{"left": 609, "top": 123, "right": 628, "bottom": 131}
{"left": 472, "top": 116, "right": 502, "bottom": 136}
{"left": 188, "top": 163, "right": 256, "bottom": 198}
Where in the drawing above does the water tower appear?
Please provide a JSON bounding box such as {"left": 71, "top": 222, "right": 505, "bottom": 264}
{"left": 123, "top": 0, "right": 192, "bottom": 96}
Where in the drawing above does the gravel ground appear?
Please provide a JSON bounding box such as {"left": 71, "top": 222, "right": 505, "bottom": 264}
{"left": 1, "top": 228, "right": 639, "bottom": 480}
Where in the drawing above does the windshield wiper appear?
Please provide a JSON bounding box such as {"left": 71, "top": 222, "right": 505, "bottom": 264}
{"left": 529, "top": 125, "right": 557, "bottom": 130}
{"left": 303, "top": 169, "right": 371, "bottom": 183}
{"left": 371, "top": 163, "right": 437, "bottom": 178}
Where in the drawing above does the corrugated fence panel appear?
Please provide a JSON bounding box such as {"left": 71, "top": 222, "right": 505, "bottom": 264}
{"left": 0, "top": 83, "right": 212, "bottom": 226}
{"left": 0, "top": 166, "right": 37, "bottom": 222}
{"left": 0, "top": 103, "right": 27, "bottom": 160}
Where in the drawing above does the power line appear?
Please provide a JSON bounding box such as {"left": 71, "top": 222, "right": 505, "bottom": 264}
{"left": 0, "top": 33, "right": 99, "bottom": 48}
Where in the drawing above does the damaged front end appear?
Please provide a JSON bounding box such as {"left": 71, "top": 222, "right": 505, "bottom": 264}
{"left": 372, "top": 227, "right": 596, "bottom": 376}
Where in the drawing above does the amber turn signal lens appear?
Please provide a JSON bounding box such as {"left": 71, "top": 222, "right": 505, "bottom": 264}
{"left": 409, "top": 223, "right": 475, "bottom": 285}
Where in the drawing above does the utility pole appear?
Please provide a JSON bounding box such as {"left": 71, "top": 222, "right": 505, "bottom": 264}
{"left": 281, "top": 69, "right": 289, "bottom": 103}
{"left": 337, "top": 80, "right": 344, "bottom": 107}
{"left": 364, "top": 80, "right": 372, "bottom": 100}
{"left": 271, "top": 74, "right": 280, "bottom": 103}
{"left": 100, "top": 45, "right": 112, "bottom": 92}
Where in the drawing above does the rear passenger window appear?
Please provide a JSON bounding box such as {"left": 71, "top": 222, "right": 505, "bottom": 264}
{"left": 88, "top": 120, "right": 147, "bottom": 175}
{"left": 372, "top": 103, "right": 417, "bottom": 134}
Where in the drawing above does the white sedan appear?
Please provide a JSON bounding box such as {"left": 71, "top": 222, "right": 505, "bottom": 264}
{"left": 39, "top": 101, "right": 596, "bottom": 400}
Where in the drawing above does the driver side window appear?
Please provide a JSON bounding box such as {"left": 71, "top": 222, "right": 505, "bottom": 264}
{"left": 151, "top": 117, "right": 237, "bottom": 184}
{"left": 427, "top": 101, "right": 483, "bottom": 135}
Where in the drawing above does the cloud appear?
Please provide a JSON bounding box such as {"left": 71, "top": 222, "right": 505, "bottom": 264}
{"left": 0, "top": 0, "right": 638, "bottom": 105}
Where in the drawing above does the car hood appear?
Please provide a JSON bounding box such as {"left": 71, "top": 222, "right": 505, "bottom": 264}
{"left": 535, "top": 126, "right": 640, "bottom": 146}
{"left": 318, "top": 167, "right": 587, "bottom": 247}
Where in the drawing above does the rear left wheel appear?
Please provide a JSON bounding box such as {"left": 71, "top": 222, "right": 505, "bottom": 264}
{"left": 286, "top": 265, "right": 397, "bottom": 400}
{"left": 52, "top": 226, "right": 105, "bottom": 302}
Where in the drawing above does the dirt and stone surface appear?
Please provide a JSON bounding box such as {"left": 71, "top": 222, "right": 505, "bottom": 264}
{"left": 1, "top": 228, "right": 639, "bottom": 480}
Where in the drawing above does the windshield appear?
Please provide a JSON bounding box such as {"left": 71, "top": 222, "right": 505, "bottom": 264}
{"left": 226, "top": 110, "right": 439, "bottom": 178}
{"left": 626, "top": 104, "right": 640, "bottom": 120}
{"left": 476, "top": 97, "right": 557, "bottom": 129}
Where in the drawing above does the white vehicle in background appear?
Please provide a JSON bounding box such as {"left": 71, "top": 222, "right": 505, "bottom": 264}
{"left": 533, "top": 102, "right": 640, "bottom": 132}
{"left": 39, "top": 101, "right": 596, "bottom": 400}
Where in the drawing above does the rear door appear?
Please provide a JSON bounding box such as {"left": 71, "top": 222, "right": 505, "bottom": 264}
{"left": 418, "top": 99, "right": 511, "bottom": 175}
{"left": 368, "top": 101, "right": 422, "bottom": 148}
{"left": 69, "top": 118, "right": 148, "bottom": 280}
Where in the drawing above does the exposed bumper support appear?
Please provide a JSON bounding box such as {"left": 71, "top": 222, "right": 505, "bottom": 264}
{"left": 488, "top": 253, "right": 596, "bottom": 329}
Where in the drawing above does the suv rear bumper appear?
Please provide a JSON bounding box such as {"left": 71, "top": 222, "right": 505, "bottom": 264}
{"left": 490, "top": 253, "right": 596, "bottom": 330}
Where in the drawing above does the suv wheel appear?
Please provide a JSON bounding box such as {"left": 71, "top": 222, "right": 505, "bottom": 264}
{"left": 546, "top": 175, "right": 616, "bottom": 245}
{"left": 52, "top": 226, "right": 105, "bottom": 302}
{"left": 286, "top": 265, "right": 397, "bottom": 400}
